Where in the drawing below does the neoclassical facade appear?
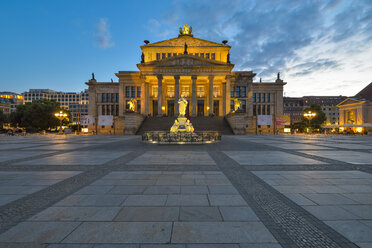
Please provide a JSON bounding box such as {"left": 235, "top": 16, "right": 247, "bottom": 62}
{"left": 86, "top": 26, "right": 286, "bottom": 134}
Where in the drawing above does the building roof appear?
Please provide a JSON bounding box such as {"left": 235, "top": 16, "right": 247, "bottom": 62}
{"left": 355, "top": 82, "right": 372, "bottom": 101}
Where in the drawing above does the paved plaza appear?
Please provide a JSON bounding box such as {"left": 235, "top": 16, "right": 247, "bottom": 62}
{"left": 0, "top": 135, "right": 371, "bottom": 247}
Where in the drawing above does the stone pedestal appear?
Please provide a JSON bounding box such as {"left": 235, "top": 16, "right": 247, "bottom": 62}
{"left": 123, "top": 113, "right": 145, "bottom": 134}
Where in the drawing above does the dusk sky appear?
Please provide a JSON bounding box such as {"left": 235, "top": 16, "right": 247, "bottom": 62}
{"left": 1, "top": 0, "right": 371, "bottom": 97}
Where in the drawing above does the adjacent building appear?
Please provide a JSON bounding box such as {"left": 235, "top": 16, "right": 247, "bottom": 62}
{"left": 303, "top": 96, "right": 347, "bottom": 125}
{"left": 337, "top": 82, "right": 372, "bottom": 133}
{"left": 22, "top": 89, "right": 89, "bottom": 123}
{"left": 86, "top": 25, "right": 286, "bottom": 134}
{"left": 0, "top": 92, "right": 24, "bottom": 114}
{"left": 283, "top": 97, "right": 304, "bottom": 124}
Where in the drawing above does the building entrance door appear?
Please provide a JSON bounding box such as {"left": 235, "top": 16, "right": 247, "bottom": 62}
{"left": 152, "top": 100, "right": 158, "bottom": 116}
{"left": 213, "top": 100, "right": 219, "bottom": 116}
{"left": 167, "top": 100, "right": 174, "bottom": 117}
{"left": 197, "top": 100, "right": 204, "bottom": 116}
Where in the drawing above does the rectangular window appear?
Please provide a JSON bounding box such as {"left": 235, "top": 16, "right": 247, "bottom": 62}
{"left": 137, "top": 100, "right": 141, "bottom": 114}
{"left": 102, "top": 93, "right": 106, "bottom": 103}
{"left": 162, "top": 53, "right": 166, "bottom": 59}
{"left": 156, "top": 53, "right": 160, "bottom": 60}
{"left": 211, "top": 53, "right": 215, "bottom": 60}
{"left": 137, "top": 87, "right": 141, "bottom": 98}
{"left": 231, "top": 100, "right": 234, "bottom": 111}
{"left": 257, "top": 105, "right": 261, "bottom": 115}
{"left": 167, "top": 53, "right": 171, "bottom": 58}
{"left": 116, "top": 93, "right": 119, "bottom": 103}
{"left": 131, "top": 87, "right": 136, "bottom": 98}
{"left": 173, "top": 53, "right": 177, "bottom": 57}
{"left": 266, "top": 93, "right": 270, "bottom": 102}
{"left": 167, "top": 86, "right": 175, "bottom": 98}
{"left": 257, "top": 93, "right": 261, "bottom": 102}
{"left": 112, "top": 93, "right": 116, "bottom": 103}
{"left": 181, "top": 86, "right": 190, "bottom": 97}
{"left": 241, "top": 100, "right": 246, "bottom": 111}
{"left": 116, "top": 104, "right": 119, "bottom": 116}
{"left": 206, "top": 53, "right": 210, "bottom": 59}
{"left": 230, "top": 87, "right": 234, "bottom": 97}
{"left": 125, "top": 87, "right": 130, "bottom": 98}
{"left": 262, "top": 105, "right": 266, "bottom": 115}
{"left": 241, "top": 87, "right": 246, "bottom": 97}
{"left": 200, "top": 53, "right": 204, "bottom": 58}
{"left": 267, "top": 105, "right": 271, "bottom": 115}
{"left": 213, "top": 86, "right": 219, "bottom": 98}
{"left": 235, "top": 87, "right": 240, "bottom": 97}
{"left": 197, "top": 86, "right": 205, "bottom": 98}
{"left": 102, "top": 105, "right": 105, "bottom": 115}
{"left": 152, "top": 86, "right": 158, "bottom": 97}
{"left": 253, "top": 93, "right": 256, "bottom": 103}
{"left": 262, "top": 93, "right": 265, "bottom": 103}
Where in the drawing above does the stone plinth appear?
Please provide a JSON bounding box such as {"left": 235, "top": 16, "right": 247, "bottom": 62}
{"left": 124, "top": 113, "right": 145, "bottom": 135}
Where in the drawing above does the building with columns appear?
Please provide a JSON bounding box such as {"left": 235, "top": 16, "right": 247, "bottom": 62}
{"left": 86, "top": 26, "right": 286, "bottom": 134}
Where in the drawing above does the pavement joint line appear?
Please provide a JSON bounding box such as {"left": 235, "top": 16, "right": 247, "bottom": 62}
{"left": 0, "top": 149, "right": 145, "bottom": 235}
{"left": 208, "top": 149, "right": 359, "bottom": 248}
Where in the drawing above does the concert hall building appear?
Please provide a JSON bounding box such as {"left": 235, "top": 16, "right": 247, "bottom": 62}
{"left": 86, "top": 26, "right": 286, "bottom": 134}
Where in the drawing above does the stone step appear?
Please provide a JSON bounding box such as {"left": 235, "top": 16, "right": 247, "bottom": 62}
{"left": 136, "top": 116, "right": 233, "bottom": 135}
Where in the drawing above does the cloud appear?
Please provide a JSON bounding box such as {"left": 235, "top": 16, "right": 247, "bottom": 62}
{"left": 95, "top": 18, "right": 114, "bottom": 48}
{"left": 148, "top": 0, "right": 372, "bottom": 96}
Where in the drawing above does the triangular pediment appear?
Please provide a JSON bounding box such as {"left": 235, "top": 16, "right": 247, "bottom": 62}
{"left": 337, "top": 98, "right": 364, "bottom": 106}
{"left": 138, "top": 55, "right": 234, "bottom": 68}
{"left": 141, "top": 35, "right": 229, "bottom": 48}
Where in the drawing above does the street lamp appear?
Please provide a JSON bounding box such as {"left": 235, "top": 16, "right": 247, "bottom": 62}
{"left": 303, "top": 111, "right": 316, "bottom": 133}
{"left": 55, "top": 111, "right": 68, "bottom": 134}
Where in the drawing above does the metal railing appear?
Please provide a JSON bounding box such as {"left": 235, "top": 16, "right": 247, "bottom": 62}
{"left": 142, "top": 131, "right": 221, "bottom": 144}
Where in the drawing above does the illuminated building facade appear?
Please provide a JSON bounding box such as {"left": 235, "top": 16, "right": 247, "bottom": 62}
{"left": 0, "top": 92, "right": 24, "bottom": 114}
{"left": 86, "top": 26, "right": 286, "bottom": 134}
{"left": 22, "top": 89, "right": 89, "bottom": 123}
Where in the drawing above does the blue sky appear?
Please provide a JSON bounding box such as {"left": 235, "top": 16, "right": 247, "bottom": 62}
{"left": 1, "top": 0, "right": 371, "bottom": 96}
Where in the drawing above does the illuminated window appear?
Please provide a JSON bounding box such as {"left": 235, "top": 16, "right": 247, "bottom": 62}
{"left": 200, "top": 53, "right": 204, "bottom": 58}
{"left": 167, "top": 86, "right": 175, "bottom": 98}
{"left": 181, "top": 86, "right": 190, "bottom": 97}
{"left": 211, "top": 53, "right": 215, "bottom": 60}
{"left": 156, "top": 53, "right": 160, "bottom": 60}
{"left": 206, "top": 53, "right": 210, "bottom": 59}
{"left": 173, "top": 53, "right": 177, "bottom": 56}
{"left": 213, "top": 86, "right": 220, "bottom": 97}
{"left": 197, "top": 86, "right": 205, "bottom": 98}
{"left": 167, "top": 53, "right": 171, "bottom": 58}
{"left": 347, "top": 111, "right": 355, "bottom": 123}
{"left": 162, "top": 53, "right": 166, "bottom": 59}
{"left": 152, "top": 86, "right": 158, "bottom": 97}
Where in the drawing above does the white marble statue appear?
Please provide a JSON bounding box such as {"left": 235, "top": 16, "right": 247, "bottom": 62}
{"left": 178, "top": 96, "right": 188, "bottom": 117}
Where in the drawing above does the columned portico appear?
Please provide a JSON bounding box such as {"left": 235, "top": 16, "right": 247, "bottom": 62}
{"left": 157, "top": 75, "right": 163, "bottom": 116}
{"left": 191, "top": 75, "right": 197, "bottom": 117}
{"left": 208, "top": 75, "right": 214, "bottom": 115}
{"left": 174, "top": 75, "right": 180, "bottom": 115}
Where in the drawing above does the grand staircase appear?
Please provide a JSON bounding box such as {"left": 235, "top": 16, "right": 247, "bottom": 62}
{"left": 136, "top": 116, "right": 233, "bottom": 135}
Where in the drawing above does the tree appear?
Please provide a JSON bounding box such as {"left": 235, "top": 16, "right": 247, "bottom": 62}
{"left": 0, "top": 110, "right": 7, "bottom": 129}
{"left": 10, "top": 99, "right": 69, "bottom": 132}
{"left": 301, "top": 104, "right": 327, "bottom": 130}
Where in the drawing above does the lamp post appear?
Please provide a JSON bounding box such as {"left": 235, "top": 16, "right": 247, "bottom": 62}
{"left": 303, "top": 111, "right": 316, "bottom": 133}
{"left": 55, "top": 111, "right": 68, "bottom": 134}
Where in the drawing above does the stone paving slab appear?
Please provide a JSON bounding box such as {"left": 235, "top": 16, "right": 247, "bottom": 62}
{"left": 13, "top": 151, "right": 131, "bottom": 165}
{"left": 224, "top": 151, "right": 324, "bottom": 165}
{"left": 0, "top": 150, "right": 52, "bottom": 162}
{"left": 62, "top": 222, "right": 173, "bottom": 243}
{"left": 171, "top": 222, "right": 277, "bottom": 243}
{"left": 127, "top": 151, "right": 215, "bottom": 165}
{"left": 300, "top": 150, "right": 372, "bottom": 164}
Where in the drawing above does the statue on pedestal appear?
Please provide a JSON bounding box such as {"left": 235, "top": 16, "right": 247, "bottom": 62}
{"left": 233, "top": 98, "right": 242, "bottom": 113}
{"left": 170, "top": 95, "right": 194, "bottom": 133}
{"left": 128, "top": 98, "right": 137, "bottom": 112}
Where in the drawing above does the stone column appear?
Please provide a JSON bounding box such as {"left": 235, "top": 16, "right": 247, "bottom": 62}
{"left": 226, "top": 75, "right": 231, "bottom": 114}
{"left": 208, "top": 75, "right": 214, "bottom": 115}
{"left": 140, "top": 82, "right": 145, "bottom": 114}
{"left": 157, "top": 75, "right": 163, "bottom": 116}
{"left": 191, "top": 75, "right": 197, "bottom": 117}
{"left": 118, "top": 83, "right": 125, "bottom": 116}
{"left": 174, "top": 75, "right": 180, "bottom": 116}
{"left": 145, "top": 82, "right": 150, "bottom": 115}
{"left": 222, "top": 82, "right": 226, "bottom": 116}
